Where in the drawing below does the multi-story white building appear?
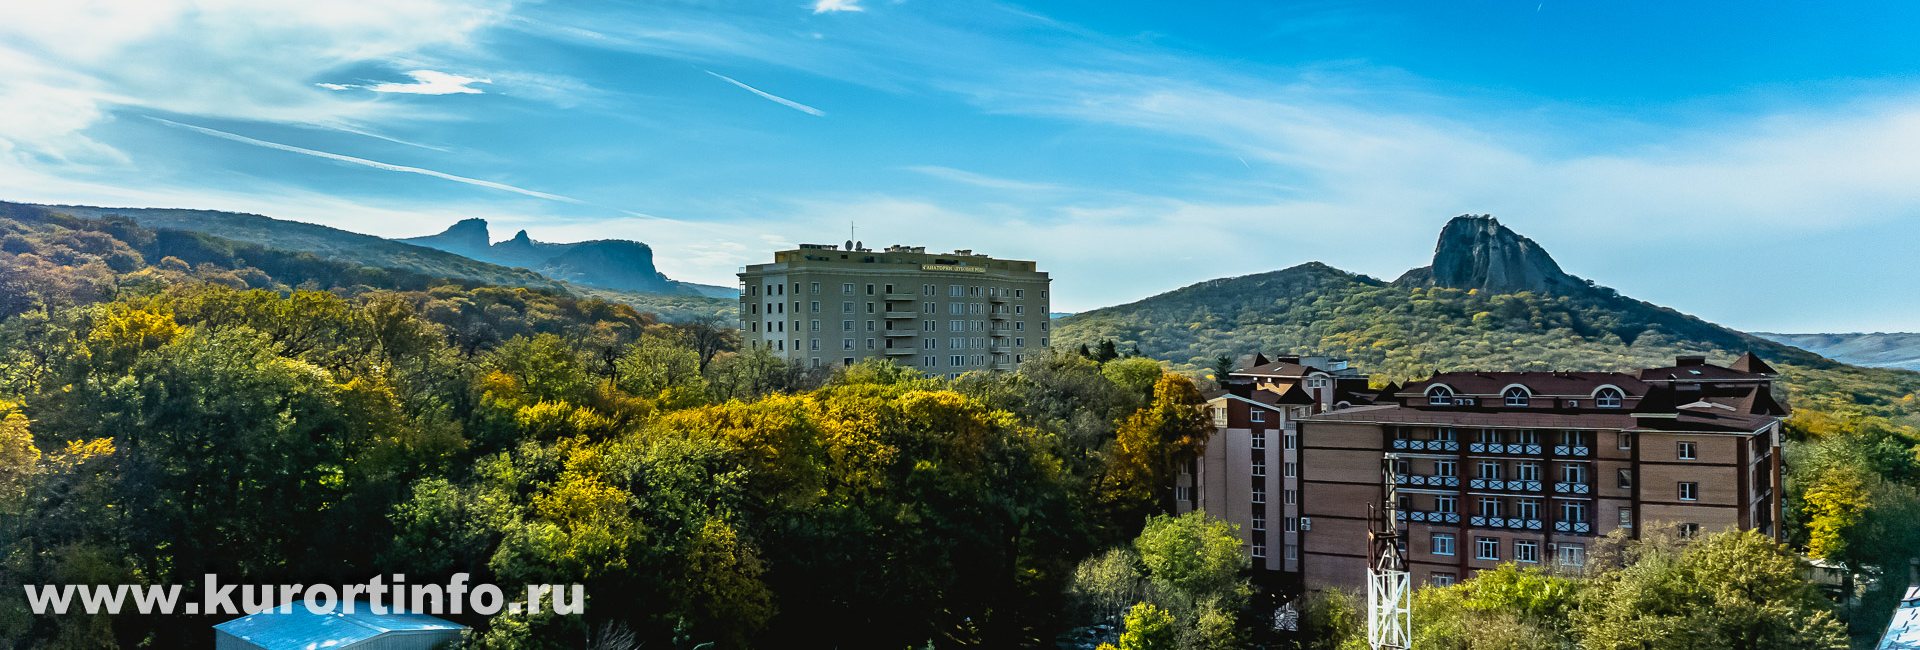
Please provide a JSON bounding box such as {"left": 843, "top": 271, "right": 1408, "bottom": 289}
{"left": 737, "top": 241, "right": 1051, "bottom": 376}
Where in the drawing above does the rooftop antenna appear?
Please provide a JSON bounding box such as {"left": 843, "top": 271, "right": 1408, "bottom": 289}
{"left": 1367, "top": 453, "right": 1412, "bottom": 650}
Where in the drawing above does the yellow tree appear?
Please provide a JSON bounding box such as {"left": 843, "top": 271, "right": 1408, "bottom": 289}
{"left": 1101, "top": 373, "right": 1213, "bottom": 520}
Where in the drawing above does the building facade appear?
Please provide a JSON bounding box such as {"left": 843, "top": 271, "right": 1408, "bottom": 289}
{"left": 1295, "top": 353, "right": 1786, "bottom": 592}
{"left": 1177, "top": 355, "right": 1380, "bottom": 589}
{"left": 737, "top": 241, "right": 1051, "bottom": 376}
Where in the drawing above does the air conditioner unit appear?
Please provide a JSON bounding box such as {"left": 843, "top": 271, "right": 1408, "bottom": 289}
{"left": 1300, "top": 517, "right": 1312, "bottom": 531}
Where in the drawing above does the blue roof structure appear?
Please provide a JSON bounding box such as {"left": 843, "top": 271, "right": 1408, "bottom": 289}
{"left": 213, "top": 601, "right": 466, "bottom": 649}
{"left": 1879, "top": 586, "right": 1920, "bottom": 650}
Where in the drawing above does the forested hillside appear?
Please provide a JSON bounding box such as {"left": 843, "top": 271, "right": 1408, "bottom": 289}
{"left": 0, "top": 205, "right": 1236, "bottom": 647}
{"left": 1760, "top": 332, "right": 1920, "bottom": 372}
{"left": 18, "top": 202, "right": 736, "bottom": 320}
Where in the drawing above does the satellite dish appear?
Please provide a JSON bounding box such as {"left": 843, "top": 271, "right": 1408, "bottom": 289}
{"left": 844, "top": 240, "right": 853, "bottom": 251}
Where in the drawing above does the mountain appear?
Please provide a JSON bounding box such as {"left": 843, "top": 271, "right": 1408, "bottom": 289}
{"left": 1055, "top": 214, "right": 1920, "bottom": 421}
{"left": 13, "top": 202, "right": 734, "bottom": 320}
{"left": 1394, "top": 214, "right": 1591, "bottom": 295}
{"left": 402, "top": 219, "right": 736, "bottom": 298}
{"left": 1756, "top": 332, "right": 1920, "bottom": 371}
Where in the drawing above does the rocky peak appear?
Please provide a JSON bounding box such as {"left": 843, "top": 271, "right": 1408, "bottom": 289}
{"left": 507, "top": 230, "right": 533, "bottom": 246}
{"left": 401, "top": 218, "right": 491, "bottom": 256}
{"left": 1400, "top": 215, "right": 1586, "bottom": 295}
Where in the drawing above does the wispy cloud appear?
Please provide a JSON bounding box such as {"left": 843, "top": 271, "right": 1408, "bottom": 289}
{"left": 319, "top": 69, "right": 492, "bottom": 95}
{"left": 813, "top": 0, "right": 864, "bottom": 14}
{"left": 146, "top": 117, "right": 582, "bottom": 203}
{"left": 704, "top": 70, "right": 825, "bottom": 116}
{"left": 906, "top": 165, "right": 1070, "bottom": 193}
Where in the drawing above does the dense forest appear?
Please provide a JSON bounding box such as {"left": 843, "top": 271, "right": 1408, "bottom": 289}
{"left": 0, "top": 205, "right": 1903, "bottom": 648}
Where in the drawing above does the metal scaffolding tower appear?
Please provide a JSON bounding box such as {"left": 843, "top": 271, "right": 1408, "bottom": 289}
{"left": 1367, "top": 453, "right": 1412, "bottom": 650}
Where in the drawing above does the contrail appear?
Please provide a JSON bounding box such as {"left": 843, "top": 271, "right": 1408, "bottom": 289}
{"left": 146, "top": 116, "right": 583, "bottom": 204}
{"left": 705, "top": 70, "right": 826, "bottom": 117}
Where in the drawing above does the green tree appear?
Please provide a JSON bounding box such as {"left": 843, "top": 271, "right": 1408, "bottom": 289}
{"left": 1118, "top": 602, "right": 1178, "bottom": 650}
{"left": 1574, "top": 529, "right": 1846, "bottom": 650}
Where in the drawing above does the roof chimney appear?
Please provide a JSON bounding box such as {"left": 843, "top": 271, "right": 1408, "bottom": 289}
{"left": 1676, "top": 355, "right": 1707, "bottom": 367}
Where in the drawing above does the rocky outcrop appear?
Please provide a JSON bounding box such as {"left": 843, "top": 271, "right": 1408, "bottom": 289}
{"left": 1396, "top": 215, "right": 1588, "bottom": 295}
{"left": 401, "top": 219, "right": 686, "bottom": 295}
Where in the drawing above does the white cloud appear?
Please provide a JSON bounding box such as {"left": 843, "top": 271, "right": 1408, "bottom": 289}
{"left": 905, "top": 165, "right": 1071, "bottom": 193}
{"left": 147, "top": 117, "right": 582, "bottom": 204}
{"left": 0, "top": 0, "right": 510, "bottom": 163}
{"left": 704, "top": 70, "right": 826, "bottom": 116}
{"left": 317, "top": 70, "right": 492, "bottom": 95}
{"left": 812, "top": 0, "right": 864, "bottom": 14}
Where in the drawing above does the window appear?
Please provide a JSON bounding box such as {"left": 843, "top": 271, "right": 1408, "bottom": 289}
{"left": 1435, "top": 496, "right": 1457, "bottom": 514}
{"left": 1435, "top": 427, "right": 1457, "bottom": 442}
{"left": 1432, "top": 573, "right": 1457, "bottom": 587}
{"left": 1560, "top": 501, "right": 1587, "bottom": 524}
{"left": 1515, "top": 540, "right": 1540, "bottom": 563}
{"left": 1478, "top": 497, "right": 1500, "bottom": 518}
{"left": 1678, "top": 523, "right": 1701, "bottom": 538}
{"left": 810, "top": 282, "right": 821, "bottom": 293}
{"left": 1618, "top": 432, "right": 1634, "bottom": 450}
{"left": 1560, "top": 463, "right": 1587, "bottom": 484}
{"left": 1503, "top": 386, "right": 1531, "bottom": 407}
{"left": 1285, "top": 432, "right": 1297, "bottom": 449}
{"left": 1432, "top": 533, "right": 1456, "bottom": 556}
{"left": 1251, "top": 544, "right": 1267, "bottom": 559}
{"left": 810, "top": 301, "right": 821, "bottom": 313}
{"left": 1284, "top": 462, "right": 1297, "bottom": 478}
{"left": 1286, "top": 544, "right": 1299, "bottom": 561}
{"left": 1619, "top": 508, "right": 1633, "bottom": 528}
{"left": 842, "top": 320, "right": 854, "bottom": 331}
{"left": 1516, "top": 462, "right": 1540, "bottom": 482}
{"left": 923, "top": 284, "right": 935, "bottom": 296}
{"left": 1015, "top": 289, "right": 1024, "bottom": 298}
{"left": 1558, "top": 543, "right": 1586, "bottom": 567}
{"left": 1678, "top": 482, "right": 1699, "bottom": 501}
{"left": 1595, "top": 387, "right": 1623, "bottom": 408}
{"left": 1678, "top": 441, "right": 1697, "bottom": 460}
{"left": 865, "top": 283, "right": 874, "bottom": 295}
{"left": 809, "top": 339, "right": 820, "bottom": 351}
{"left": 842, "top": 338, "right": 854, "bottom": 351}
{"left": 1251, "top": 431, "right": 1266, "bottom": 451}
{"left": 1517, "top": 498, "right": 1540, "bottom": 520}
{"left": 842, "top": 283, "right": 854, "bottom": 295}
{"left": 1252, "top": 459, "right": 1266, "bottom": 478}
{"left": 1617, "top": 468, "right": 1633, "bottom": 489}
{"left": 1251, "top": 516, "right": 1266, "bottom": 531}
{"left": 1175, "top": 486, "right": 1192, "bottom": 502}
{"left": 1477, "top": 461, "right": 1501, "bottom": 479}
{"left": 1427, "top": 385, "right": 1454, "bottom": 405}
{"left": 1251, "top": 409, "right": 1266, "bottom": 423}
{"left": 1284, "top": 518, "right": 1298, "bottom": 532}
{"left": 1515, "top": 429, "right": 1539, "bottom": 446}
{"left": 1252, "top": 488, "right": 1267, "bottom": 504}
{"left": 1476, "top": 537, "right": 1501, "bottom": 561}
{"left": 842, "top": 302, "right": 854, "bottom": 314}
{"left": 1478, "top": 429, "right": 1502, "bottom": 444}
{"left": 1435, "top": 460, "right": 1457, "bottom": 477}
{"left": 1284, "top": 489, "right": 1297, "bottom": 505}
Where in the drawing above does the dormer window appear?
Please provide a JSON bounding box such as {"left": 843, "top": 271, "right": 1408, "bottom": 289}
{"left": 1427, "top": 385, "right": 1454, "bottom": 406}
{"left": 1503, "top": 387, "right": 1531, "bottom": 407}
{"left": 1594, "top": 387, "right": 1623, "bottom": 408}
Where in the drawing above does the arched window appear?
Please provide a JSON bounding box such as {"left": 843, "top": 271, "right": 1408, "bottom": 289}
{"left": 1426, "top": 385, "right": 1454, "bottom": 406}
{"left": 1503, "top": 386, "right": 1531, "bottom": 407}
{"left": 1595, "top": 387, "right": 1623, "bottom": 408}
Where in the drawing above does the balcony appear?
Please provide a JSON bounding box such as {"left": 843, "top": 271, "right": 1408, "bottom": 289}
{"left": 1468, "top": 478, "right": 1545, "bottom": 493}
{"left": 883, "top": 330, "right": 916, "bottom": 337}
{"left": 992, "top": 361, "right": 1016, "bottom": 371}
{"left": 884, "top": 311, "right": 917, "bottom": 319}
{"left": 989, "top": 344, "right": 1011, "bottom": 354}
{"left": 989, "top": 312, "right": 1011, "bottom": 320}
{"left": 1469, "top": 516, "right": 1545, "bottom": 531}
{"left": 884, "top": 292, "right": 915, "bottom": 301}
{"left": 1391, "top": 439, "right": 1461, "bottom": 452}
{"left": 1552, "top": 521, "right": 1593, "bottom": 535}
{"left": 1552, "top": 445, "right": 1592, "bottom": 457}
{"left": 1468, "top": 442, "right": 1545, "bottom": 455}
{"left": 1394, "top": 511, "right": 1462, "bottom": 525}
{"left": 1553, "top": 482, "right": 1592, "bottom": 495}
{"left": 883, "top": 347, "right": 917, "bottom": 356}
{"left": 1393, "top": 475, "right": 1461, "bottom": 488}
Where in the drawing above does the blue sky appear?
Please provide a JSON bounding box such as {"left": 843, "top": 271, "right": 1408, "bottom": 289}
{"left": 3, "top": 1, "right": 1919, "bottom": 332}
